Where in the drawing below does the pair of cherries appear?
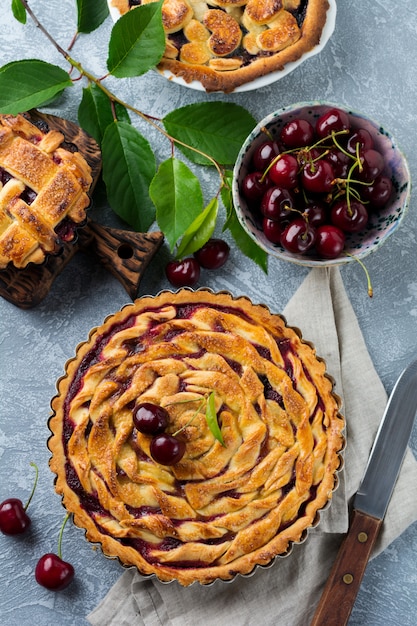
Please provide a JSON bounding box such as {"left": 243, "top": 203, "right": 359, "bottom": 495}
{"left": 0, "top": 463, "right": 74, "bottom": 591}
{"left": 133, "top": 402, "right": 186, "bottom": 465}
{"left": 165, "top": 237, "right": 230, "bottom": 288}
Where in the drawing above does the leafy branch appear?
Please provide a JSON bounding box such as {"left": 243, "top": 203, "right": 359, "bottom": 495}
{"left": 3, "top": 0, "right": 268, "bottom": 271}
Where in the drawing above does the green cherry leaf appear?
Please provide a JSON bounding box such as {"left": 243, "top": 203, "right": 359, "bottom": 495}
{"left": 12, "top": 0, "right": 26, "bottom": 24}
{"left": 205, "top": 392, "right": 225, "bottom": 446}
{"left": 76, "top": 0, "right": 109, "bottom": 34}
{"left": 150, "top": 157, "right": 204, "bottom": 252}
{"left": 175, "top": 197, "right": 218, "bottom": 259}
{"left": 107, "top": 1, "right": 165, "bottom": 78}
{"left": 221, "top": 170, "right": 268, "bottom": 273}
{"left": 78, "top": 83, "right": 130, "bottom": 146}
{"left": 0, "top": 60, "right": 72, "bottom": 114}
{"left": 163, "top": 102, "right": 257, "bottom": 166}
{"left": 101, "top": 121, "right": 156, "bottom": 232}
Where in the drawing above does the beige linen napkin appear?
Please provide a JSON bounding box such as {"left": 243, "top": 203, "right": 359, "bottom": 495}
{"left": 88, "top": 267, "right": 417, "bottom": 626}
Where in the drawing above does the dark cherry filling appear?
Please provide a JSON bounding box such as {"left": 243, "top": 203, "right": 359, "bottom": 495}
{"left": 259, "top": 374, "right": 284, "bottom": 408}
{"left": 55, "top": 216, "right": 78, "bottom": 242}
{"left": 65, "top": 462, "right": 104, "bottom": 514}
{"left": 0, "top": 166, "right": 38, "bottom": 204}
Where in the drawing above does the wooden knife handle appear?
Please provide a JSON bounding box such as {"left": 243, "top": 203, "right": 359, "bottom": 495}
{"left": 310, "top": 509, "right": 383, "bottom": 626}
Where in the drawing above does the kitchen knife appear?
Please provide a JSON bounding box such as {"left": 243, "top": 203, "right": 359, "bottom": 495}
{"left": 310, "top": 358, "right": 417, "bottom": 626}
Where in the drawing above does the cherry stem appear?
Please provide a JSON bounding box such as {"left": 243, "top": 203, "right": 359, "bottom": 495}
{"left": 24, "top": 462, "right": 39, "bottom": 511}
{"left": 344, "top": 252, "right": 373, "bottom": 297}
{"left": 57, "top": 513, "right": 71, "bottom": 560}
{"left": 172, "top": 397, "right": 207, "bottom": 436}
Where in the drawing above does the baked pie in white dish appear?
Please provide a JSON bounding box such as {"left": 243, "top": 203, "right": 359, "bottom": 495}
{"left": 0, "top": 114, "right": 92, "bottom": 270}
{"left": 49, "top": 288, "right": 344, "bottom": 586}
{"left": 109, "top": 0, "right": 335, "bottom": 93}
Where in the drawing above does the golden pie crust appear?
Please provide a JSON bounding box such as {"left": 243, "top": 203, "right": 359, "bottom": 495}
{"left": 111, "top": 0, "right": 331, "bottom": 92}
{"left": 49, "top": 289, "right": 344, "bottom": 586}
{"left": 0, "top": 114, "right": 92, "bottom": 270}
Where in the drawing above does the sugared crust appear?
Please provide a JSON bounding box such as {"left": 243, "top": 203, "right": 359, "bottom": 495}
{"left": 49, "top": 289, "right": 344, "bottom": 586}
{"left": 111, "top": 0, "right": 330, "bottom": 92}
{"left": 0, "top": 114, "right": 92, "bottom": 269}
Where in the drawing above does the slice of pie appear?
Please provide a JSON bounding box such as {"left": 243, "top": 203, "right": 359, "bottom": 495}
{"left": 0, "top": 114, "right": 93, "bottom": 270}
{"left": 49, "top": 288, "right": 344, "bottom": 586}
{"left": 110, "top": 0, "right": 331, "bottom": 92}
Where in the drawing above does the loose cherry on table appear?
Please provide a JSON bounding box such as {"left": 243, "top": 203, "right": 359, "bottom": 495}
{"left": 0, "top": 462, "right": 38, "bottom": 535}
{"left": 165, "top": 257, "right": 200, "bottom": 288}
{"left": 194, "top": 238, "right": 230, "bottom": 269}
{"left": 35, "top": 513, "right": 74, "bottom": 591}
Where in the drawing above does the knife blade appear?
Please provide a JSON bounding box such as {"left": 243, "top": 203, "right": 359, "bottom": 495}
{"left": 310, "top": 358, "right": 417, "bottom": 626}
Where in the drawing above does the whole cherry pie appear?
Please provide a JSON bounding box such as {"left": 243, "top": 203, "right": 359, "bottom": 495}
{"left": 49, "top": 289, "right": 344, "bottom": 585}
{"left": 110, "top": 0, "right": 331, "bottom": 92}
{"left": 0, "top": 114, "right": 92, "bottom": 270}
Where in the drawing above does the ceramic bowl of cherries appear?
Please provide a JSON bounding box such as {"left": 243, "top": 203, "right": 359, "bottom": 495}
{"left": 232, "top": 102, "right": 411, "bottom": 266}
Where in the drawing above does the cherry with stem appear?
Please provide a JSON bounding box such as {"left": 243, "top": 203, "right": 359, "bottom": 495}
{"left": 0, "top": 462, "right": 38, "bottom": 535}
{"left": 35, "top": 513, "right": 75, "bottom": 591}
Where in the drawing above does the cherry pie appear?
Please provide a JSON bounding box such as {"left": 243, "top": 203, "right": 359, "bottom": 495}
{"left": 0, "top": 114, "right": 92, "bottom": 270}
{"left": 49, "top": 289, "right": 344, "bottom": 585}
{"left": 110, "top": 0, "right": 331, "bottom": 92}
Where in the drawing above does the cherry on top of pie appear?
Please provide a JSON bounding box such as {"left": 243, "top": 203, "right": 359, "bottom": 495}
{"left": 110, "top": 0, "right": 331, "bottom": 92}
{"left": 0, "top": 114, "right": 93, "bottom": 270}
{"left": 48, "top": 288, "right": 344, "bottom": 586}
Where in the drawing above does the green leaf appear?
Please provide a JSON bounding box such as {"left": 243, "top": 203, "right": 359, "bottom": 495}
{"left": 12, "top": 0, "right": 26, "bottom": 23}
{"left": 78, "top": 83, "right": 130, "bottom": 146}
{"left": 163, "top": 102, "right": 257, "bottom": 166}
{"left": 76, "top": 0, "right": 109, "bottom": 33}
{"left": 221, "top": 171, "right": 268, "bottom": 273}
{"left": 150, "top": 158, "right": 204, "bottom": 251}
{"left": 175, "top": 197, "right": 218, "bottom": 259}
{"left": 0, "top": 60, "right": 72, "bottom": 114}
{"left": 107, "top": 1, "right": 166, "bottom": 78}
{"left": 205, "top": 392, "right": 225, "bottom": 446}
{"left": 101, "top": 121, "right": 156, "bottom": 232}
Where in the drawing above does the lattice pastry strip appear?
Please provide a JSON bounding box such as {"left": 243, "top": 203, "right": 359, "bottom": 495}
{"left": 0, "top": 114, "right": 92, "bottom": 269}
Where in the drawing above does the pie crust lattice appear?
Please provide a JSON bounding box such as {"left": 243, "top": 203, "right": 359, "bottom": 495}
{"left": 49, "top": 289, "right": 344, "bottom": 586}
{"left": 0, "top": 114, "right": 93, "bottom": 270}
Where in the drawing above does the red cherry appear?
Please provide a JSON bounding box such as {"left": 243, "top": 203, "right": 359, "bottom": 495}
{"left": 316, "top": 108, "right": 350, "bottom": 139}
{"left": 301, "top": 160, "right": 335, "bottom": 193}
{"left": 358, "top": 149, "right": 385, "bottom": 182}
{"left": 260, "top": 186, "right": 295, "bottom": 221}
{"left": 262, "top": 217, "right": 282, "bottom": 244}
{"left": 331, "top": 199, "right": 369, "bottom": 233}
{"left": 325, "top": 148, "right": 351, "bottom": 178}
{"left": 362, "top": 175, "right": 393, "bottom": 209}
{"left": 268, "top": 154, "right": 299, "bottom": 189}
{"left": 165, "top": 258, "right": 200, "bottom": 287}
{"left": 252, "top": 140, "right": 280, "bottom": 171}
{"left": 303, "top": 201, "right": 328, "bottom": 227}
{"left": 133, "top": 403, "right": 169, "bottom": 435}
{"left": 280, "top": 218, "right": 316, "bottom": 254}
{"left": 150, "top": 433, "right": 186, "bottom": 465}
{"left": 194, "top": 238, "right": 230, "bottom": 270}
{"left": 35, "top": 554, "right": 74, "bottom": 591}
{"left": 0, "top": 498, "right": 31, "bottom": 535}
{"left": 315, "top": 225, "right": 346, "bottom": 259}
{"left": 347, "top": 128, "right": 374, "bottom": 154}
{"left": 241, "top": 171, "right": 271, "bottom": 201}
{"left": 280, "top": 119, "right": 314, "bottom": 148}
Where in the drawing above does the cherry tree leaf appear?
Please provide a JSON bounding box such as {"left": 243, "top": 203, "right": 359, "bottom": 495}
{"left": 0, "top": 60, "right": 72, "bottom": 114}
{"left": 12, "top": 0, "right": 26, "bottom": 24}
{"left": 150, "top": 158, "right": 204, "bottom": 251}
{"left": 163, "top": 102, "right": 257, "bottom": 166}
{"left": 206, "top": 392, "right": 225, "bottom": 446}
{"left": 78, "top": 83, "right": 130, "bottom": 146}
{"left": 221, "top": 171, "right": 268, "bottom": 273}
{"left": 101, "top": 121, "right": 156, "bottom": 232}
{"left": 175, "top": 197, "right": 218, "bottom": 259}
{"left": 76, "top": 0, "right": 109, "bottom": 33}
{"left": 107, "top": 1, "right": 165, "bottom": 78}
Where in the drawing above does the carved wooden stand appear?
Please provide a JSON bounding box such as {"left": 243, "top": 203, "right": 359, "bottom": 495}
{"left": 0, "top": 110, "right": 164, "bottom": 308}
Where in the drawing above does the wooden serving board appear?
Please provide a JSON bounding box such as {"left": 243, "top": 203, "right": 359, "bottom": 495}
{"left": 0, "top": 110, "right": 164, "bottom": 308}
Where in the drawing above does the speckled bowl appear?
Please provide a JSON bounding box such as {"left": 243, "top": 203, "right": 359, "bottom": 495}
{"left": 232, "top": 102, "right": 411, "bottom": 267}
